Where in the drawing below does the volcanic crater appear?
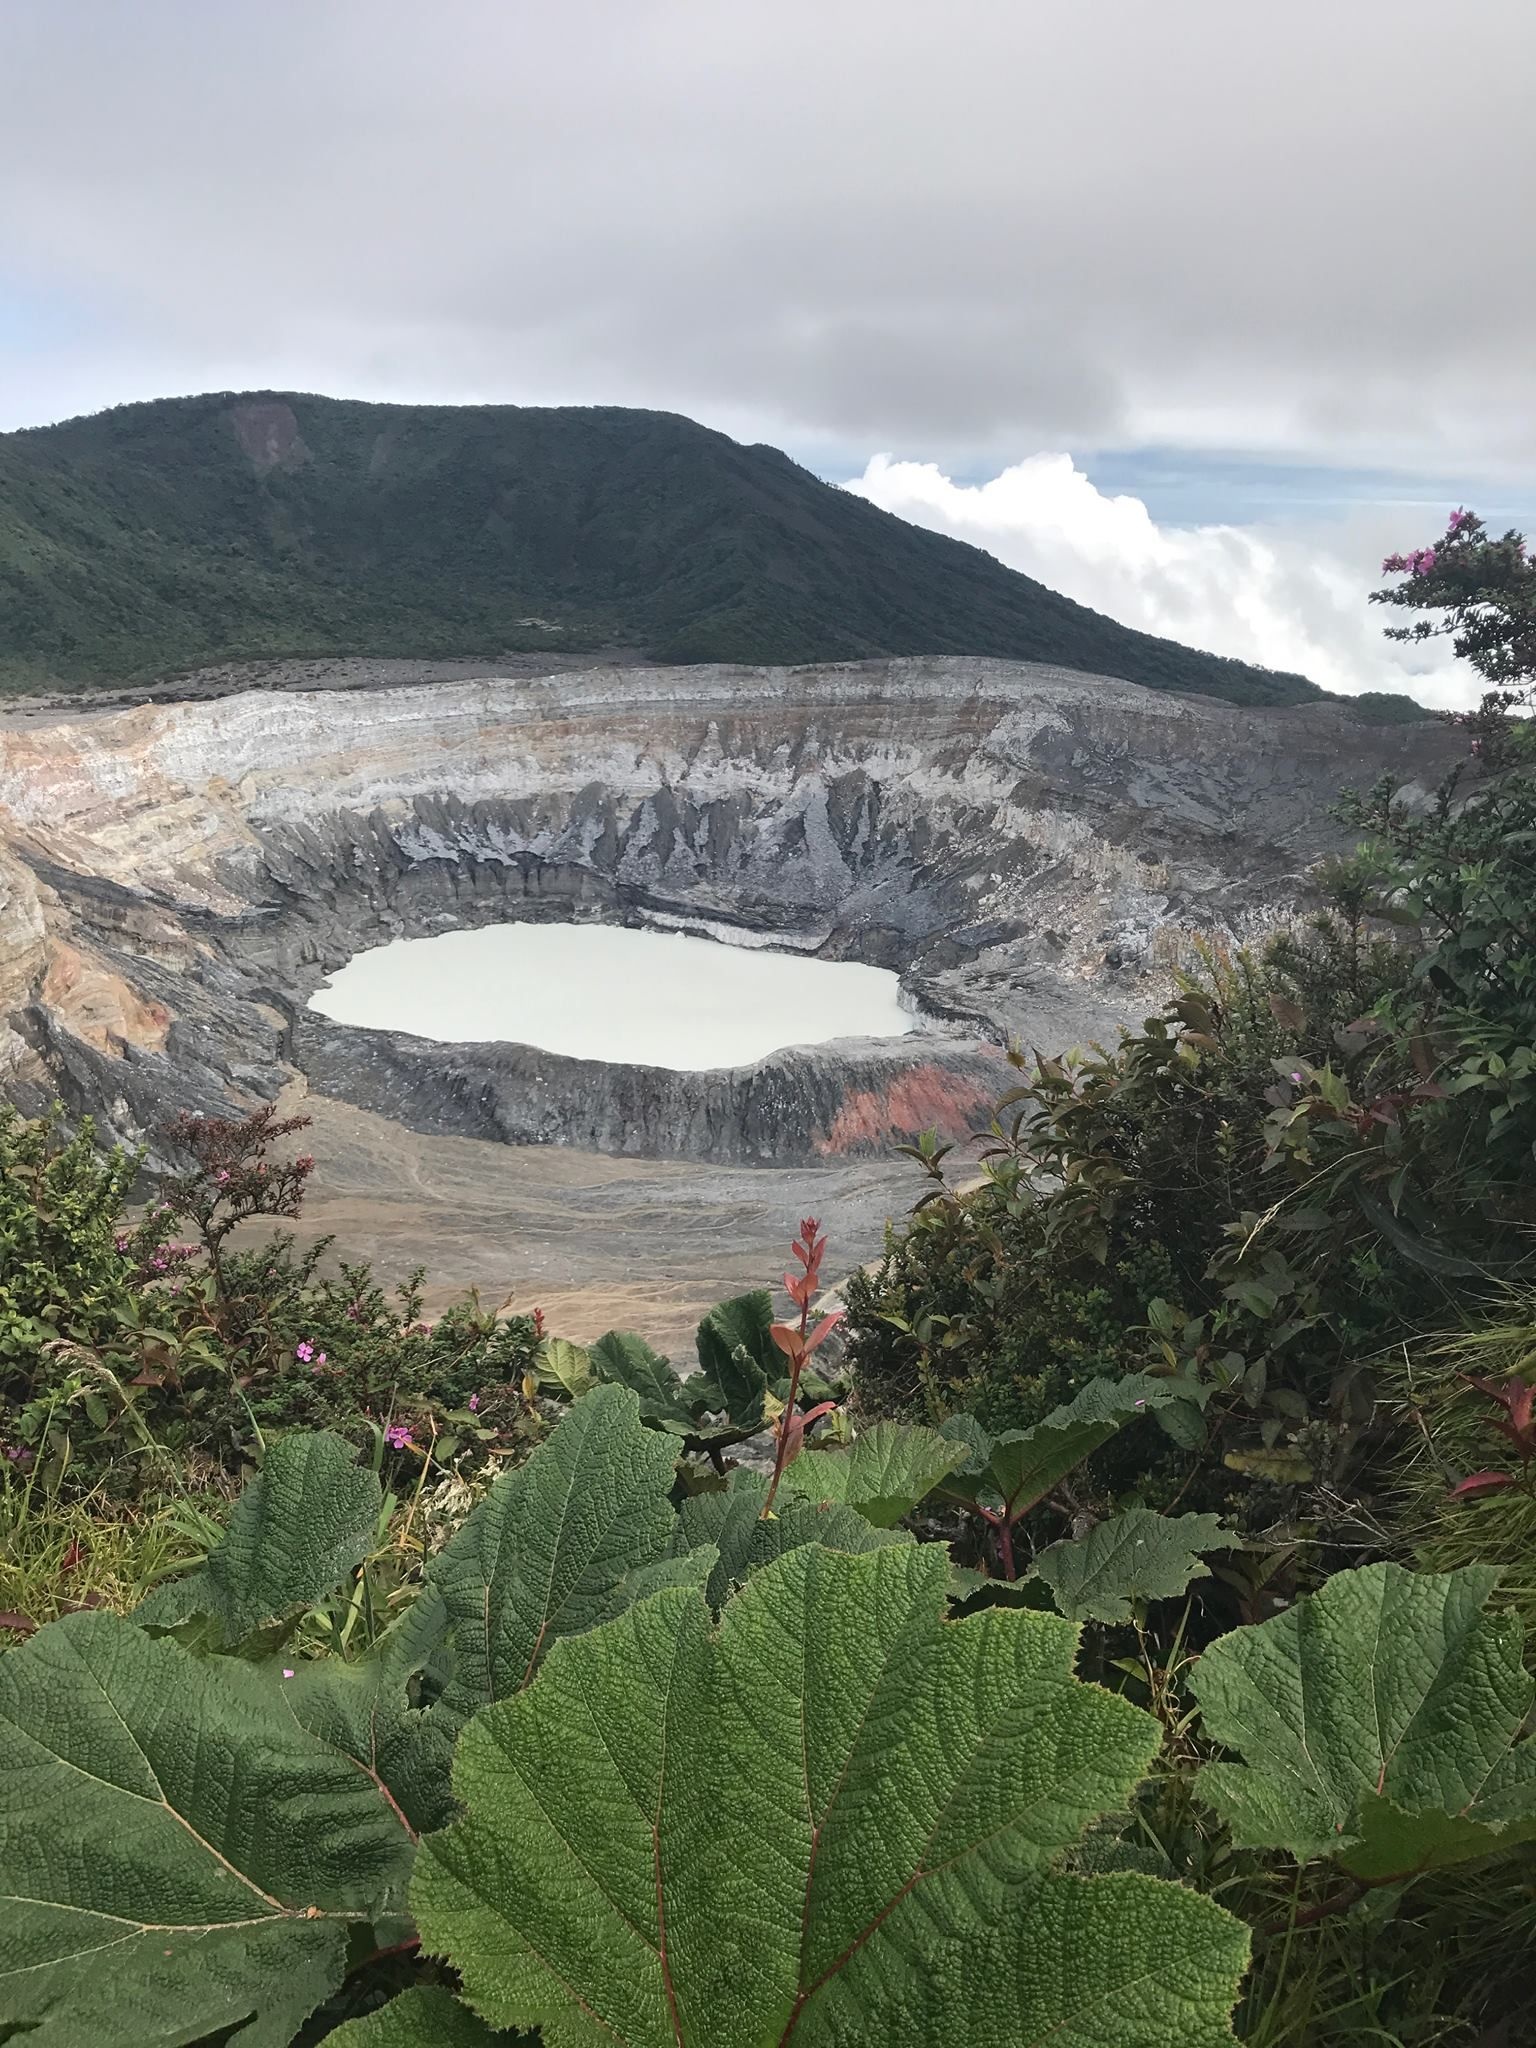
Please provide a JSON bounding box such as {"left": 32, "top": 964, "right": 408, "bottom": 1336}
{"left": 1, "top": 656, "right": 1457, "bottom": 1174}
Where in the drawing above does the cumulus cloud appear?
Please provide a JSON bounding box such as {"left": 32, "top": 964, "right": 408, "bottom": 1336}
{"left": 844, "top": 454, "right": 1475, "bottom": 710}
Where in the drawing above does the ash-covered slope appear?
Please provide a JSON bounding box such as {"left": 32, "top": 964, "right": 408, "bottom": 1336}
{"left": 0, "top": 657, "right": 1459, "bottom": 1166}
{"left": 0, "top": 392, "right": 1364, "bottom": 712}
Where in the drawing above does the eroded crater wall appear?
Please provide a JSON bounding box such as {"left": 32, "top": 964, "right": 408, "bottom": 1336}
{"left": 0, "top": 658, "right": 1459, "bottom": 1164}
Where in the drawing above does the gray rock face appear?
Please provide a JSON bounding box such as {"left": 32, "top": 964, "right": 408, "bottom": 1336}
{"left": 0, "top": 657, "right": 1459, "bottom": 1164}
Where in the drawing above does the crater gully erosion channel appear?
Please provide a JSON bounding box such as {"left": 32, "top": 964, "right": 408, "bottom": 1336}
{"left": 0, "top": 657, "right": 1458, "bottom": 1348}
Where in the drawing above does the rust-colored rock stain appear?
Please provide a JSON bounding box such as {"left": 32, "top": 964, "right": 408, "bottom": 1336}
{"left": 814, "top": 1061, "right": 997, "bottom": 1156}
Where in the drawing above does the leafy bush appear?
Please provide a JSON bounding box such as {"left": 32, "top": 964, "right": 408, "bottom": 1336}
{"left": 0, "top": 1106, "right": 545, "bottom": 1490}
{"left": 0, "top": 1105, "right": 138, "bottom": 1386}
{"left": 846, "top": 730, "right": 1536, "bottom": 1555}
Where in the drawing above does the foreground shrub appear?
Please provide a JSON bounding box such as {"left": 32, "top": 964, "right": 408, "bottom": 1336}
{"left": 0, "top": 1105, "right": 546, "bottom": 1489}
{"left": 7, "top": 1387, "right": 1536, "bottom": 2043}
{"left": 847, "top": 726, "right": 1536, "bottom": 1556}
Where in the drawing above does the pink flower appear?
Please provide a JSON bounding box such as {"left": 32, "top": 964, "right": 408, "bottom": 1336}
{"left": 1291, "top": 1070, "right": 1304, "bottom": 1083}
{"left": 295, "top": 1342, "right": 314, "bottom": 1363}
{"left": 385, "top": 1423, "right": 414, "bottom": 1452}
{"left": 468, "top": 1392, "right": 480, "bottom": 1413}
{"left": 113, "top": 1233, "right": 130, "bottom": 1254}
{"left": 282, "top": 1667, "right": 295, "bottom": 1680}
{"left": 1411, "top": 546, "right": 1437, "bottom": 576}
{"left": 1381, "top": 552, "right": 1409, "bottom": 574}
{"left": 1447, "top": 507, "right": 1470, "bottom": 533}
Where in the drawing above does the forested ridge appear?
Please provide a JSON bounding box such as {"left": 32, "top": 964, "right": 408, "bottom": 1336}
{"left": 0, "top": 390, "right": 1418, "bottom": 714}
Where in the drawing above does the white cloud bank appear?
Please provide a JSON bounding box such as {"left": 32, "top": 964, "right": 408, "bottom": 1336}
{"left": 844, "top": 454, "right": 1474, "bottom": 711}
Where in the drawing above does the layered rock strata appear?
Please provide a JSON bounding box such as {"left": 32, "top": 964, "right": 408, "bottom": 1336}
{"left": 0, "top": 658, "right": 1458, "bottom": 1165}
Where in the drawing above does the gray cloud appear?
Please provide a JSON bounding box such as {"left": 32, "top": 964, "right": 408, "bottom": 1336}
{"left": 1, "top": 0, "right": 1532, "bottom": 472}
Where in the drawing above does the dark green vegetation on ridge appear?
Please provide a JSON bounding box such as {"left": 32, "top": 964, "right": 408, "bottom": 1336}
{"left": 0, "top": 390, "right": 1417, "bottom": 714}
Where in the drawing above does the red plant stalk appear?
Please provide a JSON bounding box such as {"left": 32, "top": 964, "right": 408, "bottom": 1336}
{"left": 761, "top": 1218, "right": 842, "bottom": 1518}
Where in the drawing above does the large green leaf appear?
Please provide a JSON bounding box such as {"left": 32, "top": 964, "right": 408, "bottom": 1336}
{"left": 326, "top": 1985, "right": 532, "bottom": 2044}
{"left": 824, "top": 1871, "right": 1248, "bottom": 2047}
{"left": 694, "top": 1287, "right": 774, "bottom": 1392}
{"left": 1034, "top": 1509, "right": 1241, "bottom": 1624}
{"left": 135, "top": 1430, "right": 381, "bottom": 1650}
{"left": 1192, "top": 1561, "right": 1536, "bottom": 1878}
{"left": 281, "top": 1598, "right": 457, "bottom": 1840}
{"left": 0, "top": 1611, "right": 414, "bottom": 2047}
{"left": 426, "top": 1384, "right": 680, "bottom": 1724}
{"left": 668, "top": 1467, "right": 906, "bottom": 1605}
{"left": 535, "top": 1337, "right": 596, "bottom": 1399}
{"left": 939, "top": 1374, "right": 1192, "bottom": 1521}
{"left": 413, "top": 1543, "right": 1246, "bottom": 2045}
{"left": 779, "top": 1419, "right": 966, "bottom": 1526}
{"left": 589, "top": 1302, "right": 774, "bottom": 1442}
{"left": 588, "top": 1330, "right": 676, "bottom": 1414}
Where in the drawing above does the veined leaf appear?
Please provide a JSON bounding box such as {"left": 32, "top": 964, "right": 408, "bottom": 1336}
{"left": 668, "top": 1467, "right": 906, "bottom": 1605}
{"left": 327, "top": 1985, "right": 532, "bottom": 2044}
{"left": 281, "top": 1597, "right": 457, "bottom": 1840}
{"left": 426, "top": 1384, "right": 679, "bottom": 1724}
{"left": 1193, "top": 1562, "right": 1536, "bottom": 1878}
{"left": 413, "top": 1544, "right": 1246, "bottom": 2045}
{"left": 589, "top": 1330, "right": 678, "bottom": 1409}
{"left": 0, "top": 1611, "right": 414, "bottom": 2047}
{"left": 832, "top": 1871, "right": 1248, "bottom": 2047}
{"left": 536, "top": 1336, "right": 596, "bottom": 1399}
{"left": 694, "top": 1287, "right": 774, "bottom": 1392}
{"left": 940, "top": 1374, "right": 1190, "bottom": 1519}
{"left": 779, "top": 1419, "right": 966, "bottom": 1526}
{"left": 1034, "top": 1509, "right": 1241, "bottom": 1624}
{"left": 135, "top": 1430, "right": 381, "bottom": 1651}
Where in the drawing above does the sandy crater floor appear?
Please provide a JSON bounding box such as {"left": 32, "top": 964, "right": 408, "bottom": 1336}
{"left": 260, "top": 1084, "right": 924, "bottom": 1361}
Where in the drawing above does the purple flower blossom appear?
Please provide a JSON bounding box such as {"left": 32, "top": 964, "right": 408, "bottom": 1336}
{"left": 1447, "top": 507, "right": 1470, "bottom": 533}
{"left": 4, "top": 1445, "right": 33, "bottom": 1469}
{"left": 216, "top": 1169, "right": 231, "bottom": 1185}
{"left": 295, "top": 1342, "right": 314, "bottom": 1364}
{"left": 468, "top": 1392, "right": 480, "bottom": 1413}
{"left": 384, "top": 1423, "right": 414, "bottom": 1452}
{"left": 113, "top": 1232, "right": 130, "bottom": 1254}
{"left": 282, "top": 1667, "right": 295, "bottom": 1680}
{"left": 1291, "top": 1070, "right": 1304, "bottom": 1083}
{"left": 1410, "top": 546, "right": 1437, "bottom": 576}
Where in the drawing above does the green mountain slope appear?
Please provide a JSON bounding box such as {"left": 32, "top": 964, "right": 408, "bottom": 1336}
{"left": 0, "top": 391, "right": 1385, "bottom": 711}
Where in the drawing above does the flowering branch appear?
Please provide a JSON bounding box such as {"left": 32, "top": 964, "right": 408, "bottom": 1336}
{"left": 760, "top": 1217, "right": 842, "bottom": 1518}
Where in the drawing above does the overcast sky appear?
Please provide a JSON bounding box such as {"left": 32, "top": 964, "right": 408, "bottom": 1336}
{"left": 2, "top": 1, "right": 1531, "bottom": 705}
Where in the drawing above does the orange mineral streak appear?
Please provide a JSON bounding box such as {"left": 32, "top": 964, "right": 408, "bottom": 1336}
{"left": 813, "top": 1062, "right": 995, "bottom": 1155}
{"left": 41, "top": 940, "right": 172, "bottom": 1057}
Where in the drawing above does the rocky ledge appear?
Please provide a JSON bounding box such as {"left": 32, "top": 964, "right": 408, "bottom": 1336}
{"left": 0, "top": 657, "right": 1458, "bottom": 1165}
